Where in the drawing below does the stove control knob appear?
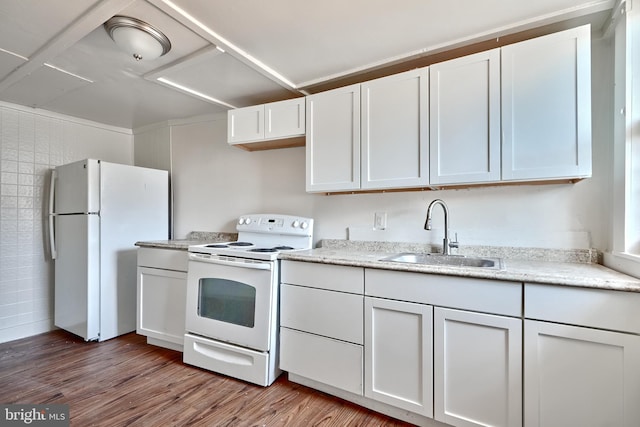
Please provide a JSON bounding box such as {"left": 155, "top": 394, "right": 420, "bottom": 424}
{"left": 238, "top": 217, "right": 245, "bottom": 225}
{"left": 245, "top": 218, "right": 252, "bottom": 225}
{"left": 300, "top": 221, "right": 309, "bottom": 230}
{"left": 292, "top": 220, "right": 300, "bottom": 228}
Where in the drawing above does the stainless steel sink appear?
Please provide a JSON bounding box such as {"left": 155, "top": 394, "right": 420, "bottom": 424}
{"left": 380, "top": 252, "right": 503, "bottom": 269}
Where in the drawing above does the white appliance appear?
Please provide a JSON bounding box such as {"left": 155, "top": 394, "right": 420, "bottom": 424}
{"left": 184, "top": 214, "right": 313, "bottom": 386}
{"left": 48, "top": 159, "right": 169, "bottom": 342}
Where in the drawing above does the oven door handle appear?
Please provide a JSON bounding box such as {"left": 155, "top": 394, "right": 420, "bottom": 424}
{"left": 189, "top": 253, "right": 273, "bottom": 270}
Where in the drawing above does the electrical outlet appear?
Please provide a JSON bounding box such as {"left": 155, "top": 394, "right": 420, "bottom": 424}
{"left": 374, "top": 212, "right": 387, "bottom": 230}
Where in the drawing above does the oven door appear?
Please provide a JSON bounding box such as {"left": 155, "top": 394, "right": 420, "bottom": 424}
{"left": 186, "top": 253, "right": 276, "bottom": 352}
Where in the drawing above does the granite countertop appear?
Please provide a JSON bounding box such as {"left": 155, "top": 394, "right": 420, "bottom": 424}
{"left": 135, "top": 231, "right": 238, "bottom": 250}
{"left": 278, "top": 240, "right": 640, "bottom": 293}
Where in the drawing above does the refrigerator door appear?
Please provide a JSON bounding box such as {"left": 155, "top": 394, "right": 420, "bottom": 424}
{"left": 54, "top": 159, "right": 100, "bottom": 214}
{"left": 98, "top": 162, "right": 169, "bottom": 341}
{"left": 54, "top": 213, "right": 100, "bottom": 341}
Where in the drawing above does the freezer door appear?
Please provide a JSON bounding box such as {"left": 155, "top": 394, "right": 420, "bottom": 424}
{"left": 54, "top": 213, "right": 100, "bottom": 341}
{"left": 53, "top": 159, "right": 100, "bottom": 214}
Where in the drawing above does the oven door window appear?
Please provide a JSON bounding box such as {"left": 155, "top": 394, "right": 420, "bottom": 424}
{"left": 198, "top": 278, "right": 256, "bottom": 328}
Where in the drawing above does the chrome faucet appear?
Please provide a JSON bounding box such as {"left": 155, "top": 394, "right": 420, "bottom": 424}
{"left": 424, "top": 199, "right": 457, "bottom": 255}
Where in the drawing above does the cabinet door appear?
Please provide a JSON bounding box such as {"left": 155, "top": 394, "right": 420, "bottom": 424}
{"left": 364, "top": 297, "right": 433, "bottom": 417}
{"left": 137, "top": 267, "right": 187, "bottom": 346}
{"left": 434, "top": 308, "right": 522, "bottom": 427}
{"left": 361, "top": 68, "right": 429, "bottom": 189}
{"left": 227, "top": 105, "right": 264, "bottom": 144}
{"left": 524, "top": 320, "right": 640, "bottom": 427}
{"left": 264, "top": 98, "right": 305, "bottom": 140}
{"left": 430, "top": 50, "right": 501, "bottom": 185}
{"left": 502, "top": 25, "right": 592, "bottom": 181}
{"left": 306, "top": 84, "right": 361, "bottom": 192}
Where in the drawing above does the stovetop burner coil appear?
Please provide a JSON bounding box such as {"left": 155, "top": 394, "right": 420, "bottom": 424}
{"left": 228, "top": 241, "right": 253, "bottom": 247}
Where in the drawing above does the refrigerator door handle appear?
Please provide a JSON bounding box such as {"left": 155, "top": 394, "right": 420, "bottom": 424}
{"left": 49, "top": 169, "right": 57, "bottom": 260}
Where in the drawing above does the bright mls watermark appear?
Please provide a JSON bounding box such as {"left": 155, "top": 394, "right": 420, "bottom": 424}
{"left": 1, "top": 405, "right": 69, "bottom": 426}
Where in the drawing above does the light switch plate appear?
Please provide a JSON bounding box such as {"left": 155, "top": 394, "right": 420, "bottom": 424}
{"left": 374, "top": 212, "right": 387, "bottom": 230}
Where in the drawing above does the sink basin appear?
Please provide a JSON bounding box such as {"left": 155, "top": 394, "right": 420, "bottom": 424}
{"left": 380, "top": 253, "right": 503, "bottom": 269}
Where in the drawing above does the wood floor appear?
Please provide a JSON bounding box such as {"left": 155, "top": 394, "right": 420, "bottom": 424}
{"left": 0, "top": 331, "right": 413, "bottom": 426}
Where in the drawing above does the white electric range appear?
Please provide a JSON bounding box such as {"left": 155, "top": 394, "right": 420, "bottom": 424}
{"left": 184, "top": 214, "right": 313, "bottom": 386}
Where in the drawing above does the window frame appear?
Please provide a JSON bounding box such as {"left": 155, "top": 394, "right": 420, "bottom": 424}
{"left": 607, "top": 0, "right": 640, "bottom": 277}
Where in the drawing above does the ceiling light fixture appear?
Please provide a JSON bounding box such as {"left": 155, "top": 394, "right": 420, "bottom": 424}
{"left": 104, "top": 16, "right": 171, "bottom": 61}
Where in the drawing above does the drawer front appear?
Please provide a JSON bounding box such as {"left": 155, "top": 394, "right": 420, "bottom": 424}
{"left": 280, "top": 327, "right": 363, "bottom": 395}
{"left": 281, "top": 260, "right": 364, "bottom": 294}
{"left": 137, "top": 247, "right": 188, "bottom": 271}
{"left": 365, "top": 269, "right": 522, "bottom": 317}
{"left": 183, "top": 333, "right": 270, "bottom": 386}
{"left": 281, "top": 284, "right": 363, "bottom": 344}
{"left": 525, "top": 283, "right": 640, "bottom": 334}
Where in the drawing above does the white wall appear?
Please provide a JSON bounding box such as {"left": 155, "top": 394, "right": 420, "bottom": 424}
{"left": 170, "top": 116, "right": 313, "bottom": 237}
{"left": 168, "top": 36, "right": 614, "bottom": 252}
{"left": 0, "top": 102, "right": 133, "bottom": 344}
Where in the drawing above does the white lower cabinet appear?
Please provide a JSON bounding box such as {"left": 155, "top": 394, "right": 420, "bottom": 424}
{"left": 524, "top": 283, "right": 640, "bottom": 427}
{"left": 434, "top": 308, "right": 522, "bottom": 427}
{"left": 524, "top": 320, "right": 640, "bottom": 427}
{"left": 280, "top": 262, "right": 640, "bottom": 427}
{"left": 279, "top": 261, "right": 365, "bottom": 395}
{"left": 137, "top": 247, "right": 188, "bottom": 351}
{"left": 364, "top": 297, "right": 433, "bottom": 417}
{"left": 280, "top": 327, "right": 363, "bottom": 395}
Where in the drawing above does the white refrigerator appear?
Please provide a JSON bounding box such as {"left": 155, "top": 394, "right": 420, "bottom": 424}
{"left": 48, "top": 159, "right": 169, "bottom": 341}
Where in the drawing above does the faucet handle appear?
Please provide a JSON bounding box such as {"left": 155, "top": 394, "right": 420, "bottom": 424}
{"left": 449, "top": 232, "right": 459, "bottom": 249}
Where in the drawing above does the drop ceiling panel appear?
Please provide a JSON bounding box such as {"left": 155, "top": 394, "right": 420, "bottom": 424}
{"left": 0, "top": 0, "right": 102, "bottom": 58}
{"left": 41, "top": 78, "right": 225, "bottom": 129}
{"left": 3, "top": 0, "right": 220, "bottom": 128}
{"left": 149, "top": 48, "right": 295, "bottom": 108}
{"left": 1, "top": 66, "right": 92, "bottom": 107}
{"left": 0, "top": 52, "right": 26, "bottom": 81}
{"left": 168, "top": 0, "right": 614, "bottom": 85}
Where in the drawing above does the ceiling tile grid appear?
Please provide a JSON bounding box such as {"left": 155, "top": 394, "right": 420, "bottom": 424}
{"left": 0, "top": 0, "right": 616, "bottom": 129}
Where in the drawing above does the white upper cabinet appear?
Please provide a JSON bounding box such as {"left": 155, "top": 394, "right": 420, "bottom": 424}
{"left": 302, "top": 24, "right": 592, "bottom": 192}
{"left": 501, "top": 25, "right": 592, "bottom": 181}
{"left": 307, "top": 69, "right": 428, "bottom": 193}
{"left": 306, "top": 84, "right": 361, "bottom": 192}
{"left": 264, "top": 98, "right": 305, "bottom": 140}
{"left": 430, "top": 49, "right": 501, "bottom": 185}
{"left": 228, "top": 98, "right": 305, "bottom": 150}
{"left": 228, "top": 104, "right": 264, "bottom": 144}
{"left": 361, "top": 68, "right": 429, "bottom": 189}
